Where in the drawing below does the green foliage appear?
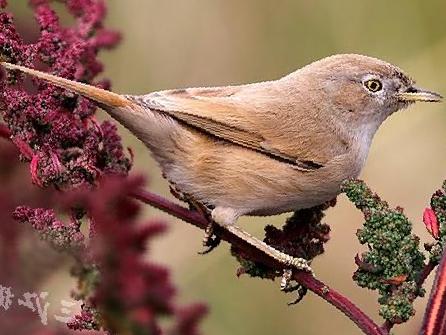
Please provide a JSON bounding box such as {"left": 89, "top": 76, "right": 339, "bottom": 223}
{"left": 428, "top": 181, "right": 446, "bottom": 263}
{"left": 342, "top": 179, "right": 425, "bottom": 324}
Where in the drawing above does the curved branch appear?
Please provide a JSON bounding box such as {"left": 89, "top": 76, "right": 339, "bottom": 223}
{"left": 131, "top": 188, "right": 384, "bottom": 335}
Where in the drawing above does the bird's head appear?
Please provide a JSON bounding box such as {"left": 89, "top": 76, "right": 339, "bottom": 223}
{"left": 296, "top": 54, "right": 442, "bottom": 127}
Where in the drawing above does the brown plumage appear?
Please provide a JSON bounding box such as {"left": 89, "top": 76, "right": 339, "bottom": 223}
{"left": 1, "top": 54, "right": 442, "bottom": 270}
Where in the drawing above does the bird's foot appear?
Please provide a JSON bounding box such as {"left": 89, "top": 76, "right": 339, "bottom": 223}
{"left": 198, "top": 207, "right": 238, "bottom": 255}
{"left": 198, "top": 221, "right": 221, "bottom": 255}
{"left": 280, "top": 269, "right": 308, "bottom": 305}
{"left": 198, "top": 207, "right": 235, "bottom": 254}
{"left": 167, "top": 184, "right": 220, "bottom": 254}
{"left": 280, "top": 268, "right": 293, "bottom": 290}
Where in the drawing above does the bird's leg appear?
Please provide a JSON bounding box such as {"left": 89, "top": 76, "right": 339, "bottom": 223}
{"left": 211, "top": 207, "right": 313, "bottom": 274}
{"left": 168, "top": 183, "right": 221, "bottom": 253}
{"left": 199, "top": 221, "right": 221, "bottom": 254}
{"left": 189, "top": 202, "right": 221, "bottom": 254}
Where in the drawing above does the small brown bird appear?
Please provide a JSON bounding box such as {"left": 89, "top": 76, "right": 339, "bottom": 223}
{"left": 1, "top": 54, "right": 442, "bottom": 272}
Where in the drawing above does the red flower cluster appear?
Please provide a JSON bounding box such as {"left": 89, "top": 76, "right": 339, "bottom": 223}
{"left": 0, "top": 1, "right": 207, "bottom": 334}
{"left": 0, "top": 0, "right": 130, "bottom": 190}
{"left": 0, "top": 142, "right": 74, "bottom": 334}
{"left": 13, "top": 206, "right": 85, "bottom": 252}
{"left": 64, "top": 176, "right": 207, "bottom": 335}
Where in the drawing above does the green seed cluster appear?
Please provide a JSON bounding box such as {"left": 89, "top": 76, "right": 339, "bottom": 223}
{"left": 428, "top": 181, "right": 446, "bottom": 263}
{"left": 342, "top": 179, "right": 425, "bottom": 324}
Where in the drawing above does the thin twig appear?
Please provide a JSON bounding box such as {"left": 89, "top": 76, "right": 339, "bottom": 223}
{"left": 420, "top": 254, "right": 446, "bottom": 335}
{"left": 131, "top": 188, "right": 384, "bottom": 335}
{"left": 418, "top": 261, "right": 437, "bottom": 288}
{"left": 380, "top": 320, "right": 393, "bottom": 334}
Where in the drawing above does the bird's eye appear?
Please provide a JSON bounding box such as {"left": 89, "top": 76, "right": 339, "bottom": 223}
{"left": 364, "top": 79, "right": 383, "bottom": 93}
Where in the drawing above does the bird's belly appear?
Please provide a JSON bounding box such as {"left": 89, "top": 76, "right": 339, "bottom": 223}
{"left": 165, "top": 138, "right": 360, "bottom": 217}
{"left": 245, "top": 170, "right": 346, "bottom": 216}
{"left": 247, "top": 188, "right": 336, "bottom": 216}
{"left": 250, "top": 153, "right": 363, "bottom": 216}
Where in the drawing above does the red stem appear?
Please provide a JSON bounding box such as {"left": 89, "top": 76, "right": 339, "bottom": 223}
{"left": 418, "top": 261, "right": 437, "bottom": 287}
{"left": 420, "top": 255, "right": 446, "bottom": 335}
{"left": 131, "top": 188, "right": 384, "bottom": 335}
{"left": 380, "top": 320, "right": 393, "bottom": 334}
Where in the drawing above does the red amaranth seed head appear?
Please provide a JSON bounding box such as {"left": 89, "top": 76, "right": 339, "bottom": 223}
{"left": 63, "top": 176, "right": 207, "bottom": 334}
{"left": 0, "top": 3, "right": 207, "bottom": 333}
{"left": 0, "top": 0, "right": 130, "bottom": 190}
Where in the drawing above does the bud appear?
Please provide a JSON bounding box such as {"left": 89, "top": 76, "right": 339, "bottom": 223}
{"left": 423, "top": 208, "right": 440, "bottom": 239}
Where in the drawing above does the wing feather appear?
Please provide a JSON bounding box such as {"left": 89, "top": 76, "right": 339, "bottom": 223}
{"left": 127, "top": 87, "right": 324, "bottom": 171}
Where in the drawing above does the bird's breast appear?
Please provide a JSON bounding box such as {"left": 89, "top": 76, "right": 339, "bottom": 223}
{"left": 160, "top": 122, "right": 373, "bottom": 217}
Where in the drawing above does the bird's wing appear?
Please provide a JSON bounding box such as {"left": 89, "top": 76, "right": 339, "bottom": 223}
{"left": 127, "top": 87, "right": 325, "bottom": 171}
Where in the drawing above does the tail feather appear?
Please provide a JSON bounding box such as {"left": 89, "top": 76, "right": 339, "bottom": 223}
{"left": 0, "top": 61, "right": 181, "bottom": 166}
{"left": 1, "top": 61, "right": 131, "bottom": 109}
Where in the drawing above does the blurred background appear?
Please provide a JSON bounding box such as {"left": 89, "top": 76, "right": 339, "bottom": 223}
{"left": 5, "top": 1, "right": 446, "bottom": 334}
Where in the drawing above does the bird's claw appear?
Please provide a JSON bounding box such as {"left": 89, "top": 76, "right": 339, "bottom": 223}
{"left": 198, "top": 221, "right": 221, "bottom": 255}
{"left": 280, "top": 269, "right": 308, "bottom": 305}
{"left": 280, "top": 269, "right": 293, "bottom": 290}
{"left": 287, "top": 285, "right": 308, "bottom": 305}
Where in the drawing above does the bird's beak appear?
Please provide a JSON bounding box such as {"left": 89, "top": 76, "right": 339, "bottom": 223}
{"left": 397, "top": 87, "right": 443, "bottom": 103}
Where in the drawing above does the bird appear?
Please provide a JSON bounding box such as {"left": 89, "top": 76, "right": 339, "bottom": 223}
{"left": 1, "top": 54, "right": 442, "bottom": 272}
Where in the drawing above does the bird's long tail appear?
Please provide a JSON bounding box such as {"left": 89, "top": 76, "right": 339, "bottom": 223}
{"left": 0, "top": 61, "right": 131, "bottom": 109}
{"left": 0, "top": 61, "right": 180, "bottom": 164}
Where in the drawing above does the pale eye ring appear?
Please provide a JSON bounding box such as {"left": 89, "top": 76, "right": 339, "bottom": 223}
{"left": 364, "top": 79, "right": 383, "bottom": 93}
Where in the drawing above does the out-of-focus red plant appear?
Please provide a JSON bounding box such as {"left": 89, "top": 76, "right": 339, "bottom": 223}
{"left": 0, "top": 140, "right": 67, "bottom": 334}
{"left": 0, "top": 1, "right": 206, "bottom": 334}
{"left": 63, "top": 176, "right": 207, "bottom": 334}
